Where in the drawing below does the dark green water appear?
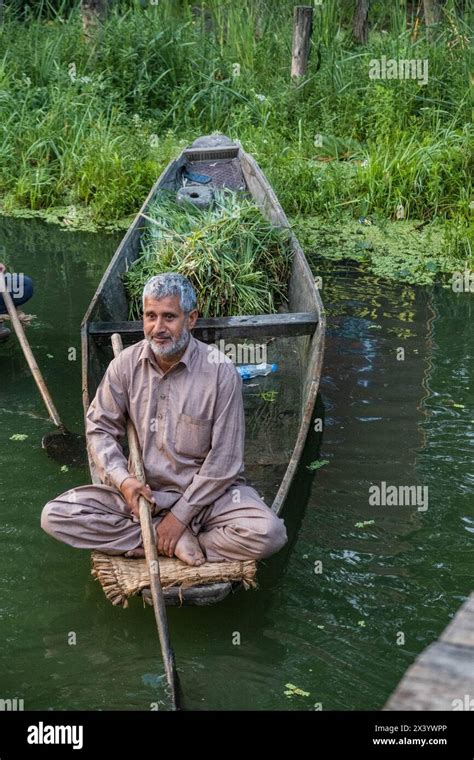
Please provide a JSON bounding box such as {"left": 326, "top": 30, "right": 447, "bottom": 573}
{"left": 0, "top": 217, "right": 472, "bottom": 711}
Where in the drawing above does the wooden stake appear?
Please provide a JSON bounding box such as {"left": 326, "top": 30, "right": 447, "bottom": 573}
{"left": 291, "top": 6, "right": 313, "bottom": 79}
{"left": 353, "top": 0, "right": 369, "bottom": 45}
{"left": 423, "top": 0, "right": 441, "bottom": 41}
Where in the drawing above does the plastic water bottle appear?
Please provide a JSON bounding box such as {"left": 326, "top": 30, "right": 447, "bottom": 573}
{"left": 236, "top": 363, "right": 278, "bottom": 381}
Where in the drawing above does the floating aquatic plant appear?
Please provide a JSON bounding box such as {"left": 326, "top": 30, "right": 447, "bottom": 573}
{"left": 306, "top": 459, "right": 329, "bottom": 471}
{"left": 284, "top": 682, "right": 311, "bottom": 698}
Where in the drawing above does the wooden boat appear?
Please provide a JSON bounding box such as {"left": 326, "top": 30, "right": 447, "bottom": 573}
{"left": 81, "top": 135, "right": 325, "bottom": 607}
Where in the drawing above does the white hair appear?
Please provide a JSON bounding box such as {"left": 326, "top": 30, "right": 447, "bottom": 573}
{"left": 142, "top": 273, "right": 197, "bottom": 313}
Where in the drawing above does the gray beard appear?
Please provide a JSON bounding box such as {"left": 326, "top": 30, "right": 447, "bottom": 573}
{"left": 146, "top": 327, "right": 190, "bottom": 359}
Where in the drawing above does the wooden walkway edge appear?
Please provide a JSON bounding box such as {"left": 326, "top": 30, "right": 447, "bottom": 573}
{"left": 384, "top": 593, "right": 474, "bottom": 710}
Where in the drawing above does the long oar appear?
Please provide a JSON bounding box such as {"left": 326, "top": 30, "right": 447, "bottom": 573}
{"left": 111, "top": 333, "right": 181, "bottom": 710}
{"left": 0, "top": 267, "right": 86, "bottom": 465}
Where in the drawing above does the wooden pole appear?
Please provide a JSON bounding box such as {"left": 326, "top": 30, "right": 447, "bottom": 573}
{"left": 0, "top": 267, "right": 64, "bottom": 430}
{"left": 423, "top": 0, "right": 441, "bottom": 27}
{"left": 291, "top": 6, "right": 313, "bottom": 79}
{"left": 111, "top": 333, "right": 181, "bottom": 711}
{"left": 423, "top": 0, "right": 441, "bottom": 40}
{"left": 353, "top": 0, "right": 369, "bottom": 45}
{"left": 81, "top": 0, "right": 109, "bottom": 44}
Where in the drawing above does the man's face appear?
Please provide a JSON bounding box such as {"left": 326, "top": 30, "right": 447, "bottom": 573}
{"left": 143, "top": 295, "right": 197, "bottom": 359}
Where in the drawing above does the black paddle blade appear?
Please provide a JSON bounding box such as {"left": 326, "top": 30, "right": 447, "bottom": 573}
{"left": 42, "top": 429, "right": 88, "bottom": 467}
{"left": 168, "top": 648, "right": 183, "bottom": 711}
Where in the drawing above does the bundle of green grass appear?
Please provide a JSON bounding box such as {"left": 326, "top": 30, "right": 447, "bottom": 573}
{"left": 123, "top": 190, "right": 292, "bottom": 319}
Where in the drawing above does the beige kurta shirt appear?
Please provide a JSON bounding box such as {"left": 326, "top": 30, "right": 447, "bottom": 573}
{"left": 86, "top": 334, "right": 246, "bottom": 526}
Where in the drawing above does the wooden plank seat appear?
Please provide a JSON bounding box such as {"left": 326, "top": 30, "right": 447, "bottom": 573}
{"left": 88, "top": 312, "right": 318, "bottom": 342}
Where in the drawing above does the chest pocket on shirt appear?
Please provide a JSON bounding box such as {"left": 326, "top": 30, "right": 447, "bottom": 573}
{"left": 175, "top": 413, "right": 212, "bottom": 459}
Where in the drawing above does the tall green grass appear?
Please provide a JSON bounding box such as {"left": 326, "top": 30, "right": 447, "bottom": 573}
{"left": 0, "top": 0, "right": 471, "bottom": 273}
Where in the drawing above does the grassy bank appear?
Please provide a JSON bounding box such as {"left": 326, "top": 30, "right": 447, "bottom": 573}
{"left": 0, "top": 0, "right": 471, "bottom": 283}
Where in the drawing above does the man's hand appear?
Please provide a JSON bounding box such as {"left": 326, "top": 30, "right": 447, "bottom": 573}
{"left": 120, "top": 477, "right": 155, "bottom": 519}
{"left": 156, "top": 512, "right": 186, "bottom": 558}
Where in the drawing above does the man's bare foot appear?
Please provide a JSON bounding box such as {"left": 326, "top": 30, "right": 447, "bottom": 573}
{"left": 125, "top": 530, "right": 206, "bottom": 566}
{"left": 125, "top": 547, "right": 145, "bottom": 558}
{"left": 174, "top": 529, "right": 206, "bottom": 567}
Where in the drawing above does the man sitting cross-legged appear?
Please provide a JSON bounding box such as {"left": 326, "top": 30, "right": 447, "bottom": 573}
{"left": 41, "top": 273, "right": 287, "bottom": 566}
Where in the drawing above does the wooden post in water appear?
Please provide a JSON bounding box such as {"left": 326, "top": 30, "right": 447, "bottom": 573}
{"left": 291, "top": 6, "right": 313, "bottom": 79}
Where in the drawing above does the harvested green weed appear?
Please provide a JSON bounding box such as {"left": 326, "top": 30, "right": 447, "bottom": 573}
{"left": 124, "top": 190, "right": 291, "bottom": 319}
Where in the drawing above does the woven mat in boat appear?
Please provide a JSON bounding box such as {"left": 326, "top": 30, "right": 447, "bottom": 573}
{"left": 91, "top": 551, "right": 257, "bottom": 607}
{"left": 183, "top": 158, "right": 246, "bottom": 190}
